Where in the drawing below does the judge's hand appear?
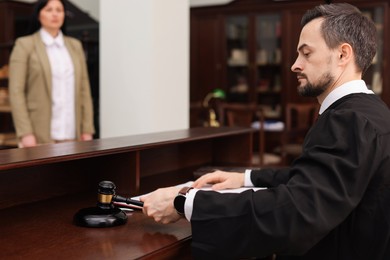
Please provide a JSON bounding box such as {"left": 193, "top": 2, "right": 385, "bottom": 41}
{"left": 140, "top": 186, "right": 182, "bottom": 224}
{"left": 20, "top": 134, "right": 37, "bottom": 148}
{"left": 193, "top": 170, "right": 245, "bottom": 190}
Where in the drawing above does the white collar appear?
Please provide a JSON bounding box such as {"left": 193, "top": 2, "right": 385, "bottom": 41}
{"left": 319, "top": 80, "right": 374, "bottom": 114}
{"left": 40, "top": 28, "right": 64, "bottom": 47}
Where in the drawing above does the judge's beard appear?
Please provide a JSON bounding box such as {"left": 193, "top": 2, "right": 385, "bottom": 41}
{"left": 297, "top": 72, "right": 334, "bottom": 97}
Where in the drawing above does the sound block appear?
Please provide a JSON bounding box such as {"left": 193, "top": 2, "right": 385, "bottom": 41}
{"left": 74, "top": 206, "right": 127, "bottom": 228}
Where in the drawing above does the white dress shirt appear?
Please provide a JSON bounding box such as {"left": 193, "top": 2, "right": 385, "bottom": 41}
{"left": 40, "top": 28, "right": 76, "bottom": 140}
{"left": 318, "top": 80, "right": 374, "bottom": 114}
{"left": 184, "top": 80, "right": 374, "bottom": 221}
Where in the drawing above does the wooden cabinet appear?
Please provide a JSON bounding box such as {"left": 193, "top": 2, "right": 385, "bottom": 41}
{"left": 225, "top": 13, "right": 283, "bottom": 118}
{"left": 0, "top": 1, "right": 33, "bottom": 147}
{"left": 190, "top": 14, "right": 223, "bottom": 102}
{"left": 0, "top": 1, "right": 33, "bottom": 67}
{"left": 190, "top": 0, "right": 390, "bottom": 126}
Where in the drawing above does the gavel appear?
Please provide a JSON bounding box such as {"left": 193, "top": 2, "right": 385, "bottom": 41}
{"left": 74, "top": 180, "right": 144, "bottom": 228}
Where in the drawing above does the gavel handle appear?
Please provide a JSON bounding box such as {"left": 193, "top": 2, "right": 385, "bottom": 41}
{"left": 113, "top": 195, "right": 144, "bottom": 207}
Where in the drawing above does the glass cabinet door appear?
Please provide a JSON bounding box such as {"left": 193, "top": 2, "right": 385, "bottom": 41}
{"left": 225, "top": 16, "right": 250, "bottom": 102}
{"left": 255, "top": 14, "right": 282, "bottom": 118}
{"left": 361, "top": 6, "right": 384, "bottom": 95}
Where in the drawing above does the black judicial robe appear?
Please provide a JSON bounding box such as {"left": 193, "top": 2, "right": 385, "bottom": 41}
{"left": 191, "top": 93, "right": 390, "bottom": 259}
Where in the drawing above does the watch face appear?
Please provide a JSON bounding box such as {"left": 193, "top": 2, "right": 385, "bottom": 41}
{"left": 174, "top": 195, "right": 186, "bottom": 214}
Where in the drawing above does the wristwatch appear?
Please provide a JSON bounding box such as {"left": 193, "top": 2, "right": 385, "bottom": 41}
{"left": 173, "top": 186, "right": 193, "bottom": 216}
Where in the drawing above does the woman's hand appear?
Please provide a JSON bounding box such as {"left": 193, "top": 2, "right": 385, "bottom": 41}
{"left": 20, "top": 134, "right": 37, "bottom": 148}
{"left": 81, "top": 133, "right": 93, "bottom": 141}
{"left": 193, "top": 170, "right": 245, "bottom": 190}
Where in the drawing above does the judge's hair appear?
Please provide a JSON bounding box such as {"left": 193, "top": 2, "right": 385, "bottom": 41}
{"left": 28, "top": 0, "right": 68, "bottom": 35}
{"left": 302, "top": 3, "right": 377, "bottom": 74}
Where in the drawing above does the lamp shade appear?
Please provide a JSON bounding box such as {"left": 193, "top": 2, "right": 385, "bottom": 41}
{"left": 212, "top": 88, "right": 226, "bottom": 99}
{"left": 203, "top": 88, "right": 226, "bottom": 107}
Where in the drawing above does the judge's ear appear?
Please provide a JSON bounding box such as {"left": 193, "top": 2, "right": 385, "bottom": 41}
{"left": 338, "top": 43, "right": 353, "bottom": 63}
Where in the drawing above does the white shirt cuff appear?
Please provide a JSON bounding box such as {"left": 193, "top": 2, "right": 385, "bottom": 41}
{"left": 184, "top": 170, "right": 254, "bottom": 221}
{"left": 244, "top": 169, "right": 254, "bottom": 187}
{"left": 184, "top": 188, "right": 198, "bottom": 221}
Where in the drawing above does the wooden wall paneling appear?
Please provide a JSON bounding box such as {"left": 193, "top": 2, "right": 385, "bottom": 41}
{"left": 212, "top": 130, "right": 253, "bottom": 166}
{"left": 140, "top": 141, "right": 213, "bottom": 178}
{"left": 0, "top": 159, "right": 94, "bottom": 209}
{"left": 91, "top": 151, "right": 140, "bottom": 196}
{"left": 0, "top": 127, "right": 253, "bottom": 209}
{"left": 190, "top": 14, "right": 224, "bottom": 102}
{"left": 0, "top": 152, "right": 140, "bottom": 209}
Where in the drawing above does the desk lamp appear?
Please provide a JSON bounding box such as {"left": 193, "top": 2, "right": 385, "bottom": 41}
{"left": 202, "top": 88, "right": 226, "bottom": 127}
{"left": 74, "top": 181, "right": 143, "bottom": 228}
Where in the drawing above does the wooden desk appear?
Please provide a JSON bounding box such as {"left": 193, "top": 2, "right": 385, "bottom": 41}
{"left": 0, "top": 127, "right": 253, "bottom": 259}
{"left": 0, "top": 194, "right": 192, "bottom": 259}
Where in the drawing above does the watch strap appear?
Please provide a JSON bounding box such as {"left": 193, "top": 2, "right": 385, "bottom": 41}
{"left": 178, "top": 186, "right": 193, "bottom": 196}
{"left": 174, "top": 186, "right": 193, "bottom": 216}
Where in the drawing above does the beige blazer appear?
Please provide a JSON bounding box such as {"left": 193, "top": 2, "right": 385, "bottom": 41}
{"left": 9, "top": 32, "right": 95, "bottom": 144}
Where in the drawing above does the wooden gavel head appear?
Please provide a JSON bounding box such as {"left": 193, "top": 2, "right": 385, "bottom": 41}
{"left": 97, "top": 180, "right": 116, "bottom": 210}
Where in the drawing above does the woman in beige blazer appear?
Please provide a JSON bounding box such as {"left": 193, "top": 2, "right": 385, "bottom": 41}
{"left": 9, "top": 0, "right": 95, "bottom": 147}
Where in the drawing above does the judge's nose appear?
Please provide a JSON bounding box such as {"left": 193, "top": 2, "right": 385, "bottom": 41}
{"left": 291, "top": 58, "right": 302, "bottom": 73}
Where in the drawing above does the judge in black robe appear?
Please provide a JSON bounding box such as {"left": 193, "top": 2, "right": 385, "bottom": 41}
{"left": 141, "top": 3, "right": 390, "bottom": 259}
{"left": 191, "top": 92, "right": 390, "bottom": 259}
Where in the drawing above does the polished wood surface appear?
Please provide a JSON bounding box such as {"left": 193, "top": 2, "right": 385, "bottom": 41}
{"left": 0, "top": 127, "right": 252, "bottom": 259}
{"left": 0, "top": 194, "right": 192, "bottom": 260}
{"left": 0, "top": 127, "right": 251, "bottom": 168}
